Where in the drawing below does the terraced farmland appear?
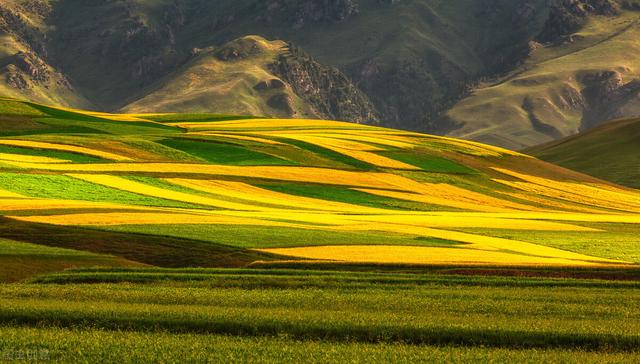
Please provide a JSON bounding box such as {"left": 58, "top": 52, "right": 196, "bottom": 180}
{"left": 0, "top": 97, "right": 639, "bottom": 361}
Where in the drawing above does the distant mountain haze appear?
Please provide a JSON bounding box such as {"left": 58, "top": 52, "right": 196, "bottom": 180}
{"left": 1, "top": 0, "right": 639, "bottom": 148}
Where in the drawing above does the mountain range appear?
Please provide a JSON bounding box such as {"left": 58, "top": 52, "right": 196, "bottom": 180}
{"left": 1, "top": 0, "right": 640, "bottom": 149}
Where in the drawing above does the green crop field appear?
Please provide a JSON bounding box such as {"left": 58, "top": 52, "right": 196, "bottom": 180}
{"left": 0, "top": 97, "right": 639, "bottom": 361}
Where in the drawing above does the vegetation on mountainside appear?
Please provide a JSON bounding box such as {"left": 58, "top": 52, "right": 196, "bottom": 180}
{"left": 528, "top": 117, "right": 640, "bottom": 188}
{"left": 446, "top": 7, "right": 640, "bottom": 149}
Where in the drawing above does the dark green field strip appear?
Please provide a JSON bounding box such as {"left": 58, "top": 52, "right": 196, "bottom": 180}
{"left": 0, "top": 284, "right": 638, "bottom": 350}
{"left": 0, "top": 144, "right": 103, "bottom": 163}
{"left": 33, "top": 117, "right": 179, "bottom": 136}
{"left": 159, "top": 137, "right": 294, "bottom": 165}
{"left": 0, "top": 173, "right": 204, "bottom": 209}
{"left": 100, "top": 224, "right": 460, "bottom": 249}
{"left": 29, "top": 268, "right": 640, "bottom": 289}
{"left": 3, "top": 327, "right": 637, "bottom": 364}
{"left": 25, "top": 103, "right": 179, "bottom": 132}
{"left": 0, "top": 100, "right": 48, "bottom": 117}
{"left": 0, "top": 217, "right": 284, "bottom": 268}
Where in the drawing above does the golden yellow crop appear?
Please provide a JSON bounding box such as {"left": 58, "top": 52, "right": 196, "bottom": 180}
{"left": 11, "top": 212, "right": 299, "bottom": 226}
{"left": 257, "top": 245, "right": 615, "bottom": 266}
{"left": 340, "top": 214, "right": 598, "bottom": 231}
{"left": 0, "top": 189, "right": 25, "bottom": 198}
{"left": 493, "top": 168, "right": 640, "bottom": 211}
{"left": 0, "top": 153, "right": 70, "bottom": 164}
{"left": 0, "top": 140, "right": 133, "bottom": 161}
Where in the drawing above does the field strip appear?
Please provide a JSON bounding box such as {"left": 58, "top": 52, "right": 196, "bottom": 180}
{"left": 274, "top": 134, "right": 420, "bottom": 170}
{"left": 173, "top": 118, "right": 362, "bottom": 130}
{"left": 504, "top": 192, "right": 608, "bottom": 213}
{"left": 164, "top": 179, "right": 384, "bottom": 213}
{"left": 189, "top": 132, "right": 286, "bottom": 145}
{"left": 0, "top": 198, "right": 158, "bottom": 212}
{"left": 330, "top": 224, "right": 622, "bottom": 263}
{"left": 354, "top": 185, "right": 537, "bottom": 212}
{"left": 67, "top": 174, "right": 286, "bottom": 211}
{"left": 494, "top": 179, "right": 640, "bottom": 213}
{"left": 492, "top": 168, "right": 640, "bottom": 208}
{"left": 256, "top": 245, "right": 614, "bottom": 266}
{"left": 0, "top": 189, "right": 25, "bottom": 198}
{"left": 0, "top": 153, "right": 71, "bottom": 164}
{"left": 308, "top": 133, "right": 418, "bottom": 149}
{"left": 8, "top": 212, "right": 304, "bottom": 227}
{"left": 2, "top": 162, "right": 418, "bottom": 190}
{"left": 0, "top": 140, "right": 132, "bottom": 161}
{"left": 339, "top": 215, "right": 599, "bottom": 231}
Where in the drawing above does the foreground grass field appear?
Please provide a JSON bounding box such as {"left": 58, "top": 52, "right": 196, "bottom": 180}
{"left": 0, "top": 97, "right": 639, "bottom": 361}
{"left": 0, "top": 268, "right": 638, "bottom": 362}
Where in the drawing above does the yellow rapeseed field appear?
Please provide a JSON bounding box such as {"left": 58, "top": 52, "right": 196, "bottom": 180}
{"left": 257, "top": 245, "right": 616, "bottom": 266}
{"left": 11, "top": 212, "right": 300, "bottom": 226}
{"left": 0, "top": 153, "right": 70, "bottom": 164}
{"left": 0, "top": 140, "right": 133, "bottom": 161}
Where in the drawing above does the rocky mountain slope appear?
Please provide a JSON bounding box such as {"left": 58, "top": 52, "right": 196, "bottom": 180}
{"left": 0, "top": 0, "right": 639, "bottom": 147}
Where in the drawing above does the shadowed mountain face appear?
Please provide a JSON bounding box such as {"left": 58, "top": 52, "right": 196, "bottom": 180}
{"left": 1, "top": 0, "right": 639, "bottom": 147}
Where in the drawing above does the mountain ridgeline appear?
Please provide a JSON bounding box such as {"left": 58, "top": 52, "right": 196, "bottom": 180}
{"left": 1, "top": 0, "right": 640, "bottom": 148}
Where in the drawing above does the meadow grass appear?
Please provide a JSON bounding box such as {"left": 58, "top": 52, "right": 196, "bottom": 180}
{"left": 2, "top": 326, "right": 638, "bottom": 364}
{"left": 0, "top": 274, "right": 638, "bottom": 351}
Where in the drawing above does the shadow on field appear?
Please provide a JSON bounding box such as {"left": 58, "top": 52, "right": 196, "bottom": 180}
{"left": 0, "top": 217, "right": 282, "bottom": 268}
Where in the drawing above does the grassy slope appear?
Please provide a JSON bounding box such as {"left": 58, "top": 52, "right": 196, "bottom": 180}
{"left": 527, "top": 117, "right": 640, "bottom": 188}
{"left": 446, "top": 11, "right": 640, "bottom": 149}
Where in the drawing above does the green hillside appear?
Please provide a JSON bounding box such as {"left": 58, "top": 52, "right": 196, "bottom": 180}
{"left": 528, "top": 117, "right": 640, "bottom": 188}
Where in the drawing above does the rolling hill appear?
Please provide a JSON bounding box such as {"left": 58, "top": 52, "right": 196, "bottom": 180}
{"left": 528, "top": 117, "right": 640, "bottom": 188}
{"left": 1, "top": 96, "right": 640, "bottom": 283}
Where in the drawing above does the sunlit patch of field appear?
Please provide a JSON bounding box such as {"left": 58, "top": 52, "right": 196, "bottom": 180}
{"left": 0, "top": 153, "right": 71, "bottom": 164}
{"left": 0, "top": 140, "right": 132, "bottom": 162}
{"left": 258, "top": 245, "right": 617, "bottom": 267}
